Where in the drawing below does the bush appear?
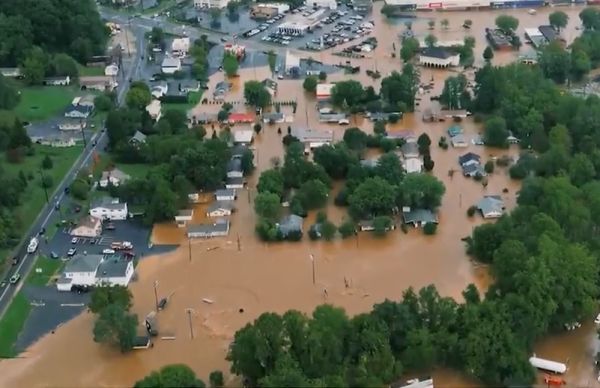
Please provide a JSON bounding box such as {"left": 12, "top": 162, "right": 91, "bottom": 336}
{"left": 40, "top": 175, "right": 53, "bottom": 188}
{"left": 41, "top": 155, "right": 53, "bottom": 170}
{"left": 334, "top": 188, "right": 349, "bottom": 206}
{"left": 316, "top": 210, "right": 327, "bottom": 223}
{"left": 253, "top": 123, "right": 262, "bottom": 134}
{"left": 509, "top": 164, "right": 527, "bottom": 180}
{"left": 423, "top": 222, "right": 437, "bottom": 235}
{"left": 285, "top": 230, "right": 303, "bottom": 241}
{"left": 496, "top": 155, "right": 512, "bottom": 167}
{"left": 71, "top": 179, "right": 90, "bottom": 200}
{"left": 338, "top": 220, "right": 355, "bottom": 238}
{"left": 94, "top": 94, "right": 113, "bottom": 111}
{"left": 318, "top": 71, "right": 327, "bottom": 81}
{"left": 321, "top": 220, "right": 337, "bottom": 241}
{"left": 424, "top": 155, "right": 434, "bottom": 171}
{"left": 308, "top": 227, "right": 321, "bottom": 241}
{"left": 467, "top": 205, "right": 477, "bottom": 217}
{"left": 473, "top": 173, "right": 484, "bottom": 182}
{"left": 209, "top": 370, "right": 224, "bottom": 388}
{"left": 484, "top": 160, "right": 495, "bottom": 174}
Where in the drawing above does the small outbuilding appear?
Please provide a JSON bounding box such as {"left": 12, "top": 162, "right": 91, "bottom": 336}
{"left": 206, "top": 201, "right": 234, "bottom": 217}
{"left": 187, "top": 219, "right": 230, "bottom": 238}
{"left": 476, "top": 195, "right": 505, "bottom": 219}
{"left": 215, "top": 188, "right": 236, "bottom": 201}
{"left": 175, "top": 209, "right": 194, "bottom": 227}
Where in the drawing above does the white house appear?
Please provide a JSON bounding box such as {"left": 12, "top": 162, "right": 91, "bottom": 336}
{"left": 99, "top": 168, "right": 130, "bottom": 188}
{"left": 95, "top": 258, "right": 135, "bottom": 287}
{"left": 171, "top": 37, "right": 191, "bottom": 57}
{"left": 215, "top": 188, "right": 236, "bottom": 201}
{"left": 59, "top": 118, "right": 87, "bottom": 131}
{"left": 79, "top": 76, "right": 118, "bottom": 92}
{"left": 70, "top": 216, "right": 103, "bottom": 237}
{"left": 194, "top": 0, "right": 231, "bottom": 8}
{"left": 403, "top": 157, "right": 423, "bottom": 173}
{"left": 64, "top": 105, "right": 93, "bottom": 119}
{"left": 206, "top": 201, "right": 234, "bottom": 217}
{"left": 419, "top": 47, "right": 460, "bottom": 68}
{"left": 146, "top": 100, "right": 162, "bottom": 121}
{"left": 44, "top": 76, "right": 71, "bottom": 86}
{"left": 233, "top": 130, "right": 254, "bottom": 145}
{"left": 187, "top": 219, "right": 230, "bottom": 238}
{"left": 57, "top": 254, "right": 104, "bottom": 291}
{"left": 152, "top": 83, "right": 168, "bottom": 99}
{"left": 90, "top": 197, "right": 128, "bottom": 221}
{"left": 316, "top": 83, "right": 334, "bottom": 101}
{"left": 73, "top": 95, "right": 95, "bottom": 108}
{"left": 477, "top": 195, "right": 505, "bottom": 219}
{"left": 57, "top": 254, "right": 135, "bottom": 291}
{"left": 161, "top": 57, "right": 182, "bottom": 74}
{"left": 175, "top": 209, "right": 194, "bottom": 228}
{"left": 105, "top": 63, "right": 119, "bottom": 77}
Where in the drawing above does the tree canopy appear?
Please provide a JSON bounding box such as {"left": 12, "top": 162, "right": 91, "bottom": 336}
{"left": 134, "top": 364, "right": 206, "bottom": 388}
{"left": 244, "top": 80, "right": 271, "bottom": 108}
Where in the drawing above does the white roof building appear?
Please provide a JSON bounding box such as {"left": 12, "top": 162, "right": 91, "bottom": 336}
{"left": 305, "top": 0, "right": 337, "bottom": 8}
{"left": 403, "top": 157, "right": 423, "bottom": 174}
{"left": 171, "top": 37, "right": 191, "bottom": 56}
{"left": 233, "top": 129, "right": 254, "bottom": 144}
{"left": 105, "top": 63, "right": 119, "bottom": 77}
{"left": 146, "top": 100, "right": 162, "bottom": 121}
{"left": 161, "top": 57, "right": 181, "bottom": 74}
{"left": 316, "top": 83, "right": 334, "bottom": 100}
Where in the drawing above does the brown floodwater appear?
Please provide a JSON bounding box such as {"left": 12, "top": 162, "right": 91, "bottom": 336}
{"left": 1, "top": 5, "right": 598, "bottom": 387}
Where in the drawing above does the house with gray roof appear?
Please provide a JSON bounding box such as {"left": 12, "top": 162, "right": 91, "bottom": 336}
{"left": 206, "top": 201, "right": 234, "bottom": 217}
{"left": 476, "top": 195, "right": 505, "bottom": 219}
{"left": 226, "top": 176, "right": 244, "bottom": 189}
{"left": 262, "top": 112, "right": 285, "bottom": 124}
{"left": 402, "top": 208, "right": 438, "bottom": 227}
{"left": 129, "top": 130, "right": 147, "bottom": 147}
{"left": 277, "top": 214, "right": 303, "bottom": 239}
{"left": 187, "top": 219, "right": 230, "bottom": 238}
{"left": 227, "top": 158, "right": 243, "bottom": 178}
{"left": 215, "top": 188, "right": 236, "bottom": 201}
{"left": 56, "top": 254, "right": 104, "bottom": 291}
{"left": 96, "top": 257, "right": 135, "bottom": 287}
{"left": 401, "top": 141, "right": 419, "bottom": 159}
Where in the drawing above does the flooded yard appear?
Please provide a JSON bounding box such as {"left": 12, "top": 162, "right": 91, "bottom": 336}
{"left": 1, "top": 4, "right": 599, "bottom": 387}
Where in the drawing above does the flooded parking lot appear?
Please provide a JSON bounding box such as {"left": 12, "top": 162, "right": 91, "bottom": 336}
{"left": 1, "top": 4, "right": 599, "bottom": 387}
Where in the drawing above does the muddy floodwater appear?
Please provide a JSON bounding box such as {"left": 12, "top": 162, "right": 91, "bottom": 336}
{"left": 1, "top": 4, "right": 599, "bottom": 387}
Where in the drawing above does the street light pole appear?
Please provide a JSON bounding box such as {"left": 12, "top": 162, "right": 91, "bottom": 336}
{"left": 309, "top": 254, "right": 315, "bottom": 285}
{"left": 38, "top": 170, "right": 50, "bottom": 204}
{"left": 185, "top": 308, "right": 195, "bottom": 339}
{"left": 188, "top": 237, "right": 192, "bottom": 262}
{"left": 153, "top": 280, "right": 159, "bottom": 310}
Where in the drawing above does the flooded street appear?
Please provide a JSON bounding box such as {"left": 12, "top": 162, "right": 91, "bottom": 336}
{"left": 1, "top": 4, "right": 599, "bottom": 387}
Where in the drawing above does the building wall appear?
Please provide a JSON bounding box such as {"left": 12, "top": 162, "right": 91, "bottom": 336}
{"left": 65, "top": 270, "right": 97, "bottom": 286}
{"left": 90, "top": 207, "right": 127, "bottom": 220}
{"left": 418, "top": 54, "right": 460, "bottom": 67}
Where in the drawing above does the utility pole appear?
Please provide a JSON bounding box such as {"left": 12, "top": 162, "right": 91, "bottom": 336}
{"left": 38, "top": 170, "right": 50, "bottom": 204}
{"left": 309, "top": 254, "right": 315, "bottom": 285}
{"left": 188, "top": 237, "right": 192, "bottom": 262}
{"left": 237, "top": 234, "right": 241, "bottom": 251}
{"left": 185, "top": 308, "right": 195, "bottom": 339}
{"left": 80, "top": 119, "right": 87, "bottom": 148}
{"left": 153, "top": 280, "right": 159, "bottom": 310}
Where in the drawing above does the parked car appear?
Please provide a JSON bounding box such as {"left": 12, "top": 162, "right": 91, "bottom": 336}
{"left": 50, "top": 252, "right": 59, "bottom": 259}
{"left": 9, "top": 274, "right": 21, "bottom": 284}
{"left": 102, "top": 249, "right": 116, "bottom": 255}
{"left": 39, "top": 227, "right": 46, "bottom": 235}
{"left": 71, "top": 237, "right": 78, "bottom": 244}
{"left": 595, "top": 313, "right": 600, "bottom": 325}
{"left": 0, "top": 280, "right": 6, "bottom": 288}
{"left": 67, "top": 248, "right": 77, "bottom": 257}
{"left": 105, "top": 223, "right": 116, "bottom": 230}
{"left": 11, "top": 257, "right": 18, "bottom": 266}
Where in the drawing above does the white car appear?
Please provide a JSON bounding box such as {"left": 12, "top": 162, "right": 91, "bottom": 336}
{"left": 71, "top": 237, "right": 78, "bottom": 244}
{"left": 595, "top": 313, "right": 600, "bottom": 324}
{"left": 102, "top": 249, "right": 116, "bottom": 255}
{"left": 338, "top": 119, "right": 350, "bottom": 125}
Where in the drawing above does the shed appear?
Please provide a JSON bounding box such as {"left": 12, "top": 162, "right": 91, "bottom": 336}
{"left": 175, "top": 209, "right": 194, "bottom": 227}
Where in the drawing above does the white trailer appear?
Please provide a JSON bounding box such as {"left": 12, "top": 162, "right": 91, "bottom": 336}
{"left": 529, "top": 356, "right": 567, "bottom": 374}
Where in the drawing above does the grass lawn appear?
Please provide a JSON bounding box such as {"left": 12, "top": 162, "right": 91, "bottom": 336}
{"left": 77, "top": 64, "right": 105, "bottom": 77}
{"left": 118, "top": 163, "right": 152, "bottom": 179}
{"left": 162, "top": 91, "right": 202, "bottom": 114}
{"left": 27, "top": 256, "right": 64, "bottom": 287}
{"left": 3, "top": 144, "right": 84, "bottom": 239}
{"left": 90, "top": 111, "right": 107, "bottom": 132}
{"left": 0, "top": 293, "right": 31, "bottom": 357}
{"left": 14, "top": 87, "right": 77, "bottom": 123}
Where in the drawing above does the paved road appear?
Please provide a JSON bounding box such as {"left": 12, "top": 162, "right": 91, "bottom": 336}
{"left": 0, "top": 32, "right": 146, "bottom": 319}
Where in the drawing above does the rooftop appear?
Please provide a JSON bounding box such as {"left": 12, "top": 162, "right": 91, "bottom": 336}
{"left": 402, "top": 208, "right": 438, "bottom": 224}
{"left": 188, "top": 219, "right": 230, "bottom": 234}
{"left": 421, "top": 47, "right": 453, "bottom": 59}
{"left": 215, "top": 188, "right": 236, "bottom": 197}
{"left": 292, "top": 128, "right": 334, "bottom": 143}
{"left": 227, "top": 158, "right": 243, "bottom": 173}
{"left": 207, "top": 201, "right": 234, "bottom": 212}
{"left": 277, "top": 214, "right": 303, "bottom": 235}
{"left": 101, "top": 168, "right": 131, "bottom": 181}
{"left": 96, "top": 259, "right": 130, "bottom": 279}
{"left": 233, "top": 129, "right": 254, "bottom": 144}
{"left": 64, "top": 254, "right": 103, "bottom": 274}
{"left": 477, "top": 195, "right": 505, "bottom": 217}
{"left": 316, "top": 83, "right": 335, "bottom": 97}
{"left": 75, "top": 215, "right": 102, "bottom": 230}
{"left": 161, "top": 57, "right": 181, "bottom": 67}
{"left": 91, "top": 197, "right": 126, "bottom": 210}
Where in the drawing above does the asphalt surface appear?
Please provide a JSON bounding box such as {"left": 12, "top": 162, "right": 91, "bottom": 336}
{"left": 0, "top": 30, "right": 146, "bottom": 319}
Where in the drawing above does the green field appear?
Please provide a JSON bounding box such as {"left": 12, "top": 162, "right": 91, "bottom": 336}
{"left": 3, "top": 145, "right": 84, "bottom": 239}
{"left": 162, "top": 91, "right": 202, "bottom": 114}
{"left": 14, "top": 87, "right": 77, "bottom": 123}
{"left": 77, "top": 64, "right": 105, "bottom": 77}
{"left": 27, "top": 256, "right": 64, "bottom": 287}
{"left": 0, "top": 293, "right": 31, "bottom": 357}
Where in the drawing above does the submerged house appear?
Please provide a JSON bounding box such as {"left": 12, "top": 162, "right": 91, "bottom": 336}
{"left": 477, "top": 195, "right": 505, "bottom": 219}
{"left": 277, "top": 214, "right": 303, "bottom": 239}
{"left": 402, "top": 208, "right": 438, "bottom": 228}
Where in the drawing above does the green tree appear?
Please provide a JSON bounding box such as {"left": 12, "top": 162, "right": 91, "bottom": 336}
{"left": 417, "top": 133, "right": 431, "bottom": 154}
{"left": 539, "top": 40, "right": 571, "bottom": 84}
{"left": 321, "top": 220, "right": 337, "bottom": 241}
{"left": 484, "top": 116, "right": 509, "bottom": 148}
{"left": 303, "top": 76, "right": 318, "bottom": 93}
{"left": 549, "top": 11, "right": 569, "bottom": 32}
{"left": 339, "top": 220, "right": 355, "bottom": 238}
{"left": 423, "top": 222, "right": 437, "bottom": 235}
{"left": 89, "top": 285, "right": 133, "bottom": 314}
{"left": 267, "top": 50, "right": 277, "bottom": 73}
{"left": 297, "top": 179, "right": 329, "bottom": 210}
{"left": 441, "top": 19, "right": 449, "bottom": 30}
{"left": 424, "top": 34, "right": 437, "bottom": 48}
{"left": 349, "top": 177, "right": 396, "bottom": 218}
{"left": 375, "top": 152, "right": 404, "bottom": 185}
{"left": 380, "top": 65, "right": 419, "bottom": 111}
{"left": 0, "top": 74, "right": 19, "bottom": 110}
{"left": 70, "top": 178, "right": 90, "bottom": 200}
{"left": 257, "top": 169, "right": 284, "bottom": 197}
{"left": 126, "top": 83, "right": 152, "bottom": 110}
{"left": 223, "top": 54, "right": 239, "bottom": 77}
{"left": 428, "top": 20, "right": 435, "bottom": 30}
{"left": 330, "top": 80, "right": 364, "bottom": 108}
{"left": 373, "top": 215, "right": 393, "bottom": 236}
{"left": 400, "top": 37, "right": 420, "bottom": 63}
{"left": 483, "top": 46, "right": 494, "bottom": 62}
{"left": 135, "top": 364, "right": 206, "bottom": 388}
{"left": 41, "top": 155, "right": 53, "bottom": 170}
{"left": 94, "top": 94, "right": 113, "bottom": 112}
{"left": 318, "top": 71, "right": 327, "bottom": 81}
{"left": 244, "top": 80, "right": 271, "bottom": 108}
{"left": 343, "top": 127, "right": 368, "bottom": 151}
{"left": 579, "top": 7, "right": 600, "bottom": 30}
{"left": 50, "top": 53, "right": 78, "bottom": 78}
{"left": 569, "top": 153, "right": 595, "bottom": 186}
{"left": 254, "top": 192, "right": 281, "bottom": 221}
{"left": 399, "top": 173, "right": 446, "bottom": 209}
{"left": 484, "top": 160, "right": 495, "bottom": 174}
{"left": 495, "top": 15, "right": 519, "bottom": 34}
{"left": 570, "top": 48, "right": 591, "bottom": 81}
{"left": 93, "top": 304, "right": 138, "bottom": 352}
{"left": 209, "top": 370, "right": 224, "bottom": 388}
{"left": 21, "top": 47, "right": 47, "bottom": 85}
{"left": 463, "top": 19, "right": 473, "bottom": 29}
{"left": 374, "top": 121, "right": 387, "bottom": 136}
{"left": 313, "top": 143, "right": 357, "bottom": 179}
{"left": 150, "top": 27, "right": 165, "bottom": 45}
